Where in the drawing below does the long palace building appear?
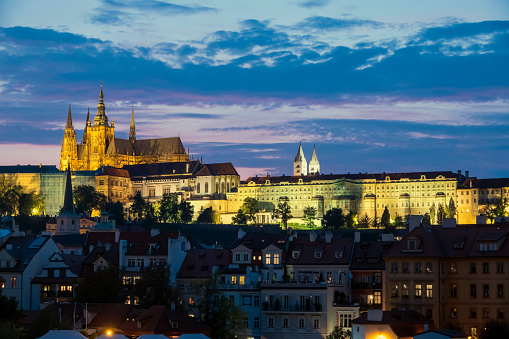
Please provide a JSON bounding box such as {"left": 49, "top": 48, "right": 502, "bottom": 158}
{"left": 60, "top": 85, "right": 189, "bottom": 171}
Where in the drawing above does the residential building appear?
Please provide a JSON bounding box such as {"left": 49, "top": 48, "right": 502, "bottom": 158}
{"left": 384, "top": 222, "right": 509, "bottom": 337}
{"left": 95, "top": 166, "right": 131, "bottom": 205}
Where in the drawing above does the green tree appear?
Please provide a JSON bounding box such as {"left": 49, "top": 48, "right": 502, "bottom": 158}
{"left": 345, "top": 211, "right": 356, "bottom": 228}
{"left": 197, "top": 206, "right": 216, "bottom": 223}
{"left": 108, "top": 201, "right": 125, "bottom": 224}
{"left": 322, "top": 208, "right": 344, "bottom": 229}
{"left": 195, "top": 276, "right": 246, "bottom": 339}
{"left": 135, "top": 265, "right": 180, "bottom": 309}
{"left": 429, "top": 203, "right": 436, "bottom": 224}
{"left": 0, "top": 175, "right": 22, "bottom": 216}
{"left": 357, "top": 213, "right": 372, "bottom": 228}
{"left": 422, "top": 212, "right": 431, "bottom": 225}
{"left": 18, "top": 192, "right": 45, "bottom": 216}
{"left": 448, "top": 197, "right": 456, "bottom": 218}
{"left": 272, "top": 197, "right": 293, "bottom": 229}
{"left": 381, "top": 207, "right": 391, "bottom": 228}
{"left": 75, "top": 264, "right": 124, "bottom": 303}
{"left": 302, "top": 206, "right": 317, "bottom": 228}
{"left": 144, "top": 201, "right": 159, "bottom": 227}
{"left": 73, "top": 185, "right": 107, "bottom": 215}
{"left": 240, "top": 197, "right": 259, "bottom": 223}
{"left": 479, "top": 319, "right": 509, "bottom": 339}
{"left": 326, "top": 326, "right": 352, "bottom": 339}
{"left": 485, "top": 198, "right": 509, "bottom": 222}
{"left": 437, "top": 203, "right": 446, "bottom": 225}
{"left": 393, "top": 213, "right": 404, "bottom": 228}
{"left": 131, "top": 191, "right": 146, "bottom": 220}
{"left": 159, "top": 193, "right": 179, "bottom": 223}
{"left": 232, "top": 209, "right": 248, "bottom": 225}
{"left": 178, "top": 199, "right": 194, "bottom": 223}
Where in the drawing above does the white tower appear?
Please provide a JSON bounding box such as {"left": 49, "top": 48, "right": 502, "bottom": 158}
{"left": 309, "top": 144, "right": 320, "bottom": 175}
{"left": 293, "top": 142, "right": 308, "bottom": 176}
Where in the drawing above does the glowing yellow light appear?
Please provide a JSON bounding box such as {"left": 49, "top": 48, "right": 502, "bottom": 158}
{"left": 32, "top": 208, "right": 38, "bottom": 215}
{"left": 106, "top": 330, "right": 113, "bottom": 336}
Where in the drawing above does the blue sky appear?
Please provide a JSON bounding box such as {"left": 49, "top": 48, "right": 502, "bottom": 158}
{"left": 0, "top": 1, "right": 508, "bottom": 179}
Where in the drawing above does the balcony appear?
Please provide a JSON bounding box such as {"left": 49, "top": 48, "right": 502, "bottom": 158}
{"left": 263, "top": 301, "right": 323, "bottom": 313}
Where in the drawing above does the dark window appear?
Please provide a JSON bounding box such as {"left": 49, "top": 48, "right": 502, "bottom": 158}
{"left": 471, "top": 284, "right": 477, "bottom": 298}
{"left": 451, "top": 284, "right": 457, "bottom": 298}
{"left": 483, "top": 284, "right": 490, "bottom": 298}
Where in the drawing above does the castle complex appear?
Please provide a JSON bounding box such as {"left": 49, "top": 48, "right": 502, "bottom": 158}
{"left": 60, "top": 85, "right": 189, "bottom": 171}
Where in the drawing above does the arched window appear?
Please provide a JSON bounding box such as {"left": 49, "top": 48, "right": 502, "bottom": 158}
{"left": 197, "top": 183, "right": 201, "bottom": 194}
{"left": 205, "top": 183, "right": 209, "bottom": 193}
{"left": 227, "top": 182, "right": 230, "bottom": 192}
{"left": 221, "top": 183, "right": 225, "bottom": 193}
{"left": 216, "top": 183, "right": 219, "bottom": 193}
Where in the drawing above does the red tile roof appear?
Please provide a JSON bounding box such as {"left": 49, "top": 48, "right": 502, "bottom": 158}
{"left": 96, "top": 166, "right": 130, "bottom": 178}
{"left": 287, "top": 235, "right": 353, "bottom": 266}
{"left": 177, "top": 249, "right": 230, "bottom": 279}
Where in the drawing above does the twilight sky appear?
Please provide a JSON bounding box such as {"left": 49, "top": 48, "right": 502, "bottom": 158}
{"left": 0, "top": 1, "right": 509, "bottom": 179}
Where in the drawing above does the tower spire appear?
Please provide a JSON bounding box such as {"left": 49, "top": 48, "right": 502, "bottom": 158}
{"left": 129, "top": 106, "right": 136, "bottom": 142}
{"left": 309, "top": 144, "right": 320, "bottom": 175}
{"left": 66, "top": 104, "right": 73, "bottom": 128}
{"left": 94, "top": 82, "right": 108, "bottom": 126}
{"left": 83, "top": 108, "right": 90, "bottom": 143}
{"left": 62, "top": 165, "right": 76, "bottom": 214}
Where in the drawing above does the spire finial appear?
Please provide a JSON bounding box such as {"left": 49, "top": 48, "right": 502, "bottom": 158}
{"left": 129, "top": 105, "right": 136, "bottom": 142}
{"left": 66, "top": 104, "right": 73, "bottom": 128}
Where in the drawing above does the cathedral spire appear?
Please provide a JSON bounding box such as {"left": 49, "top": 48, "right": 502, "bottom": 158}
{"left": 94, "top": 82, "right": 109, "bottom": 126}
{"left": 83, "top": 108, "right": 90, "bottom": 143}
{"left": 129, "top": 106, "right": 136, "bottom": 142}
{"left": 62, "top": 165, "right": 76, "bottom": 215}
{"left": 309, "top": 144, "right": 320, "bottom": 175}
{"left": 66, "top": 104, "right": 73, "bottom": 129}
{"left": 293, "top": 142, "right": 308, "bottom": 176}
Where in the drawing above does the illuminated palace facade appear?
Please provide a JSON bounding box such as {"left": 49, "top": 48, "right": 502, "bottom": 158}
{"left": 60, "top": 86, "right": 189, "bottom": 171}
{"left": 227, "top": 145, "right": 460, "bottom": 222}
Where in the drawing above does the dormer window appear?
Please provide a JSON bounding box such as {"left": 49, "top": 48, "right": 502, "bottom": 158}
{"left": 408, "top": 240, "right": 416, "bottom": 250}
{"left": 315, "top": 251, "right": 322, "bottom": 259}
{"left": 292, "top": 250, "right": 301, "bottom": 258}
{"left": 479, "top": 242, "right": 497, "bottom": 252}
{"left": 335, "top": 250, "right": 343, "bottom": 259}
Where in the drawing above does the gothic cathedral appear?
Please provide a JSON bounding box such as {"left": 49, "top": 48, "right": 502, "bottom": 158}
{"left": 60, "top": 85, "right": 189, "bottom": 171}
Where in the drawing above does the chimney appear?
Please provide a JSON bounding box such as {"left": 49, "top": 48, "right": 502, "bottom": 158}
{"left": 465, "top": 171, "right": 469, "bottom": 179}
{"left": 325, "top": 231, "right": 333, "bottom": 243}
{"left": 354, "top": 231, "right": 360, "bottom": 243}
{"left": 186, "top": 163, "right": 190, "bottom": 172}
{"left": 105, "top": 242, "right": 111, "bottom": 251}
{"left": 458, "top": 170, "right": 461, "bottom": 177}
{"left": 309, "top": 231, "right": 316, "bottom": 242}
{"left": 238, "top": 228, "right": 246, "bottom": 239}
{"left": 367, "top": 309, "right": 383, "bottom": 322}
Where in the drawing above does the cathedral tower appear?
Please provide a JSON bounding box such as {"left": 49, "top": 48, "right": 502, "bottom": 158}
{"left": 293, "top": 142, "right": 308, "bottom": 176}
{"left": 309, "top": 144, "right": 320, "bottom": 175}
{"left": 60, "top": 104, "right": 78, "bottom": 171}
{"left": 129, "top": 106, "right": 136, "bottom": 143}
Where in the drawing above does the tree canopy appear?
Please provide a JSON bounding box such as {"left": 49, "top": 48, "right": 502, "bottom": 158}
{"left": 75, "top": 264, "right": 124, "bottom": 303}
{"left": 302, "top": 206, "right": 317, "bottom": 228}
{"left": 232, "top": 209, "right": 248, "bottom": 225}
{"left": 381, "top": 207, "right": 390, "bottom": 228}
{"left": 240, "top": 197, "right": 259, "bottom": 223}
{"left": 272, "top": 197, "right": 292, "bottom": 229}
{"left": 197, "top": 206, "right": 216, "bottom": 224}
{"left": 322, "top": 208, "right": 344, "bottom": 229}
{"left": 73, "top": 185, "right": 107, "bottom": 215}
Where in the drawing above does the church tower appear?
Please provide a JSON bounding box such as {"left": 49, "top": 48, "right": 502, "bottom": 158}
{"left": 308, "top": 144, "right": 320, "bottom": 175}
{"left": 60, "top": 104, "right": 78, "bottom": 170}
{"left": 86, "top": 84, "right": 115, "bottom": 170}
{"left": 293, "top": 142, "right": 308, "bottom": 176}
{"left": 55, "top": 166, "right": 81, "bottom": 235}
{"left": 129, "top": 106, "right": 136, "bottom": 143}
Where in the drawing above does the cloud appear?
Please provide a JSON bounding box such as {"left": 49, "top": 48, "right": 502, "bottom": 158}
{"left": 298, "top": 0, "right": 331, "bottom": 8}
{"left": 294, "top": 16, "right": 384, "bottom": 31}
{"left": 88, "top": 0, "right": 216, "bottom": 26}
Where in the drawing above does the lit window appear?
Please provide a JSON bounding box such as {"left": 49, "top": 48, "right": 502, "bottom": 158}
{"left": 273, "top": 253, "right": 280, "bottom": 265}
{"left": 265, "top": 254, "right": 271, "bottom": 265}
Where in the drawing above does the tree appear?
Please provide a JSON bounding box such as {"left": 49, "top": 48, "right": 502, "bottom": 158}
{"left": 134, "top": 265, "right": 180, "bottom": 309}
{"left": 75, "top": 264, "right": 124, "bottom": 303}
{"left": 73, "top": 185, "right": 107, "bottom": 215}
{"left": 326, "top": 326, "right": 352, "bottom": 339}
{"left": 18, "top": 191, "right": 45, "bottom": 216}
{"left": 381, "top": 207, "right": 391, "bottom": 228}
{"left": 357, "top": 213, "right": 372, "bottom": 228}
{"left": 195, "top": 276, "right": 246, "bottom": 339}
{"left": 232, "top": 209, "right": 248, "bottom": 225}
{"left": 131, "top": 191, "right": 146, "bottom": 220}
{"left": 302, "top": 206, "right": 317, "bottom": 228}
{"left": 437, "top": 203, "right": 445, "bottom": 225}
{"left": 422, "top": 212, "right": 431, "bottom": 225}
{"left": 179, "top": 199, "right": 194, "bottom": 223}
{"left": 197, "top": 206, "right": 216, "bottom": 223}
{"left": 272, "top": 197, "right": 292, "bottom": 229}
{"left": 429, "top": 203, "right": 436, "bottom": 224}
{"left": 240, "top": 197, "right": 259, "bottom": 223}
{"left": 448, "top": 197, "right": 456, "bottom": 218}
{"left": 485, "top": 198, "right": 509, "bottom": 222}
{"left": 345, "top": 211, "right": 356, "bottom": 229}
{"left": 392, "top": 213, "right": 404, "bottom": 228}
{"left": 159, "top": 193, "right": 180, "bottom": 223}
{"left": 108, "top": 201, "right": 125, "bottom": 224}
{"left": 0, "top": 175, "right": 22, "bottom": 216}
{"left": 479, "top": 319, "right": 509, "bottom": 339}
{"left": 322, "top": 208, "right": 344, "bottom": 229}
{"left": 144, "top": 201, "right": 159, "bottom": 227}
